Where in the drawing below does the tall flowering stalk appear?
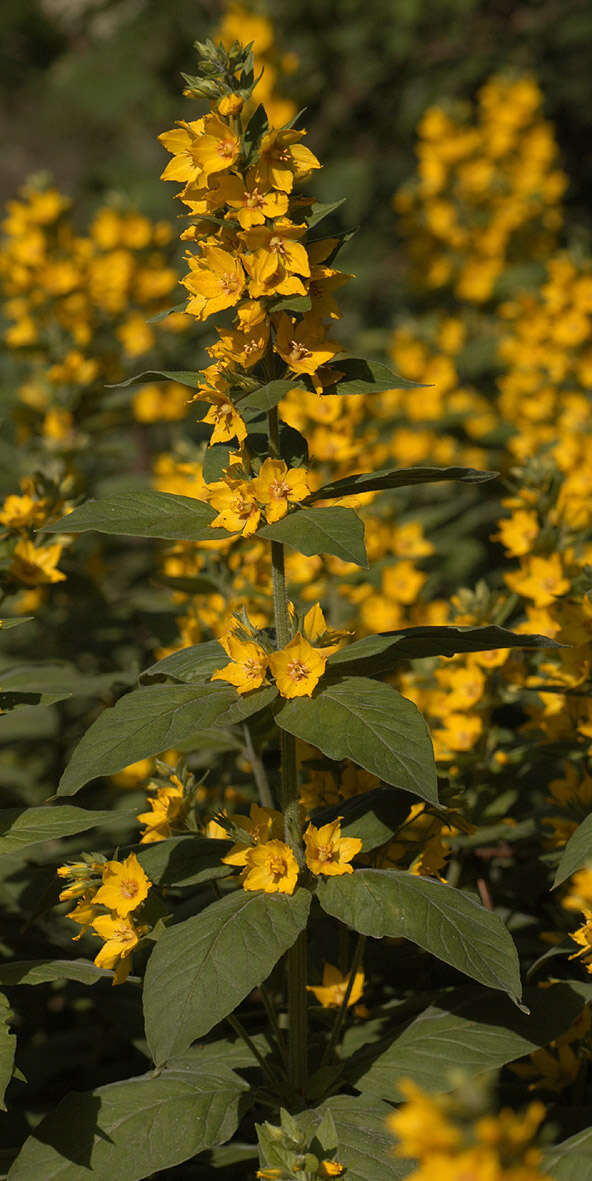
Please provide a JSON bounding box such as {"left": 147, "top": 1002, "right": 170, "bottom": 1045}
{"left": 6, "top": 35, "right": 566, "bottom": 1180}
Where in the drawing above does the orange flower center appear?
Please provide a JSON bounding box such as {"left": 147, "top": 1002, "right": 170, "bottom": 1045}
{"left": 217, "top": 138, "right": 236, "bottom": 159}
{"left": 219, "top": 271, "right": 242, "bottom": 294}
{"left": 269, "top": 852, "right": 289, "bottom": 881}
{"left": 269, "top": 477, "right": 290, "bottom": 499}
{"left": 288, "top": 339, "right": 312, "bottom": 362}
{"left": 120, "top": 879, "right": 139, "bottom": 899}
{"left": 246, "top": 188, "right": 265, "bottom": 209}
{"left": 287, "top": 658, "right": 310, "bottom": 682}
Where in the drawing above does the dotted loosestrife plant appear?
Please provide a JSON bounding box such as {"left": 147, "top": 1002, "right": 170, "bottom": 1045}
{"left": 4, "top": 37, "right": 560, "bottom": 1181}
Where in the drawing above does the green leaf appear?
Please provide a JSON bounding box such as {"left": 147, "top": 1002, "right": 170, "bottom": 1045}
{"left": 202, "top": 442, "right": 231, "bottom": 483}
{"left": 43, "top": 491, "right": 226, "bottom": 542}
{"left": 543, "top": 1126, "right": 592, "bottom": 1180}
{"left": 0, "top": 993, "right": 15, "bottom": 1111}
{"left": 139, "top": 639, "right": 226, "bottom": 684}
{"left": 351, "top": 982, "right": 592, "bottom": 1100}
{"left": 294, "top": 1095, "right": 410, "bottom": 1181}
{"left": 328, "top": 625, "right": 561, "bottom": 677}
{"left": 317, "top": 869, "right": 521, "bottom": 999}
{"left": 0, "top": 805, "right": 135, "bottom": 856}
{"left": 308, "top": 464, "right": 497, "bottom": 501}
{"left": 554, "top": 812, "right": 592, "bottom": 887}
{"left": 58, "top": 684, "right": 277, "bottom": 796}
{"left": 136, "top": 836, "right": 233, "bottom": 887}
{"left": 236, "top": 378, "right": 295, "bottom": 415}
{"left": 7, "top": 1063, "right": 249, "bottom": 1180}
{"left": 323, "top": 357, "right": 428, "bottom": 396}
{"left": 145, "top": 301, "right": 188, "bottom": 324}
{"left": 0, "top": 960, "right": 115, "bottom": 986}
{"left": 276, "top": 678, "right": 438, "bottom": 804}
{"left": 144, "top": 887, "right": 311, "bottom": 1065}
{"left": 0, "top": 618, "right": 33, "bottom": 631}
{"left": 259, "top": 506, "right": 367, "bottom": 566}
{"left": 305, "top": 198, "right": 347, "bottom": 228}
{"left": 108, "top": 369, "right": 199, "bottom": 389}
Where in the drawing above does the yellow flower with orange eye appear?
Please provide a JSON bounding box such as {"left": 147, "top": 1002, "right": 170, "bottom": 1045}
{"left": 206, "top": 477, "right": 261, "bottom": 536}
{"left": 137, "top": 777, "right": 188, "bottom": 844}
{"left": 215, "top": 167, "right": 289, "bottom": 229}
{"left": 258, "top": 127, "right": 322, "bottom": 192}
{"left": 303, "top": 818, "right": 362, "bottom": 876}
{"left": 240, "top": 219, "right": 310, "bottom": 298}
{"left": 241, "top": 839, "right": 299, "bottom": 894}
{"left": 211, "top": 633, "right": 269, "bottom": 693}
{"left": 222, "top": 803, "right": 284, "bottom": 866}
{"left": 182, "top": 245, "right": 246, "bottom": 319}
{"left": 186, "top": 114, "right": 241, "bottom": 179}
{"left": 307, "top": 961, "right": 365, "bottom": 1008}
{"left": 274, "top": 312, "right": 340, "bottom": 390}
{"left": 92, "top": 852, "right": 151, "bottom": 917}
{"left": 504, "top": 552, "right": 571, "bottom": 607}
{"left": 268, "top": 633, "right": 328, "bottom": 698}
{"left": 91, "top": 914, "right": 145, "bottom": 985}
{"left": 253, "top": 458, "right": 311, "bottom": 523}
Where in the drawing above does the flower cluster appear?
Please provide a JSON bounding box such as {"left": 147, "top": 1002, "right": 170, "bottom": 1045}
{"left": 395, "top": 75, "right": 566, "bottom": 301}
{"left": 58, "top": 852, "right": 152, "bottom": 984}
{"left": 387, "top": 1080, "right": 552, "bottom": 1180}
{"left": 211, "top": 602, "right": 345, "bottom": 697}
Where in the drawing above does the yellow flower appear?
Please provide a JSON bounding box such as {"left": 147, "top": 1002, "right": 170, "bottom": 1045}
{"left": 92, "top": 914, "right": 142, "bottom": 985}
{"left": 253, "top": 457, "right": 311, "bottom": 522}
{"left": 215, "top": 168, "right": 288, "bottom": 229}
{"left": 387, "top": 1080, "right": 462, "bottom": 1158}
{"left": 319, "top": 1163, "right": 345, "bottom": 1179}
{"left": 0, "top": 493, "right": 48, "bottom": 531}
{"left": 304, "top": 818, "right": 362, "bottom": 876}
{"left": 137, "top": 777, "right": 188, "bottom": 843}
{"left": 269, "top": 633, "right": 328, "bottom": 697}
{"left": 207, "top": 477, "right": 261, "bottom": 536}
{"left": 198, "top": 388, "right": 247, "bottom": 446}
{"left": 211, "top": 633, "right": 269, "bottom": 693}
{"left": 185, "top": 114, "right": 240, "bottom": 179}
{"left": 242, "top": 839, "right": 299, "bottom": 894}
{"left": 274, "top": 312, "right": 340, "bottom": 390}
{"left": 505, "top": 553, "right": 570, "bottom": 606}
{"left": 562, "top": 868, "right": 592, "bottom": 912}
{"left": 222, "top": 802, "right": 284, "bottom": 866}
{"left": 241, "top": 219, "right": 310, "bottom": 297}
{"left": 493, "top": 508, "right": 539, "bottom": 557}
{"left": 92, "top": 852, "right": 151, "bottom": 917}
{"left": 10, "top": 539, "right": 66, "bottom": 586}
{"left": 182, "top": 245, "right": 246, "bottom": 319}
{"left": 307, "top": 961, "right": 364, "bottom": 1007}
{"left": 258, "top": 127, "right": 321, "bottom": 192}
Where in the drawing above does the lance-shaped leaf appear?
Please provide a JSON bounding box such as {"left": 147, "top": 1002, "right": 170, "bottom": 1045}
{"left": 136, "top": 836, "right": 233, "bottom": 887}
{"left": 144, "top": 887, "right": 311, "bottom": 1065}
{"left": 0, "top": 805, "right": 135, "bottom": 856}
{"left": 43, "top": 491, "right": 226, "bottom": 542}
{"left": 322, "top": 357, "right": 428, "bottom": 396}
{"left": 317, "top": 869, "right": 521, "bottom": 1000}
{"left": 108, "top": 369, "right": 200, "bottom": 388}
{"left": 351, "top": 981, "right": 592, "bottom": 1100}
{"left": 328, "top": 624, "right": 561, "bottom": 678}
{"left": 542, "top": 1126, "right": 592, "bottom": 1181}
{"left": 259, "top": 505, "right": 367, "bottom": 566}
{"left": 139, "top": 639, "right": 226, "bottom": 684}
{"left": 276, "top": 678, "right": 438, "bottom": 804}
{"left": 58, "top": 684, "right": 277, "bottom": 796}
{"left": 308, "top": 464, "right": 497, "bottom": 502}
{"left": 0, "top": 993, "right": 15, "bottom": 1111}
{"left": 8, "top": 1062, "right": 249, "bottom": 1181}
{"left": 554, "top": 812, "right": 592, "bottom": 887}
{"left": 0, "top": 960, "right": 116, "bottom": 986}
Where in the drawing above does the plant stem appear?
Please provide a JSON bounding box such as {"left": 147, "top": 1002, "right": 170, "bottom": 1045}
{"left": 242, "top": 723, "right": 274, "bottom": 809}
{"left": 320, "top": 933, "right": 366, "bottom": 1069}
{"left": 267, "top": 405, "right": 308, "bottom": 1100}
{"left": 226, "top": 1013, "right": 280, "bottom": 1090}
{"left": 260, "top": 981, "right": 289, "bottom": 1073}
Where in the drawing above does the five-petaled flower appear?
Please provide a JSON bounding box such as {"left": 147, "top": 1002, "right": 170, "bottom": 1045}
{"left": 211, "top": 633, "right": 269, "bottom": 693}
{"left": 242, "top": 839, "right": 299, "bottom": 895}
{"left": 268, "top": 632, "right": 328, "bottom": 698}
{"left": 304, "top": 818, "right": 362, "bottom": 876}
{"left": 93, "top": 852, "right": 151, "bottom": 917}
